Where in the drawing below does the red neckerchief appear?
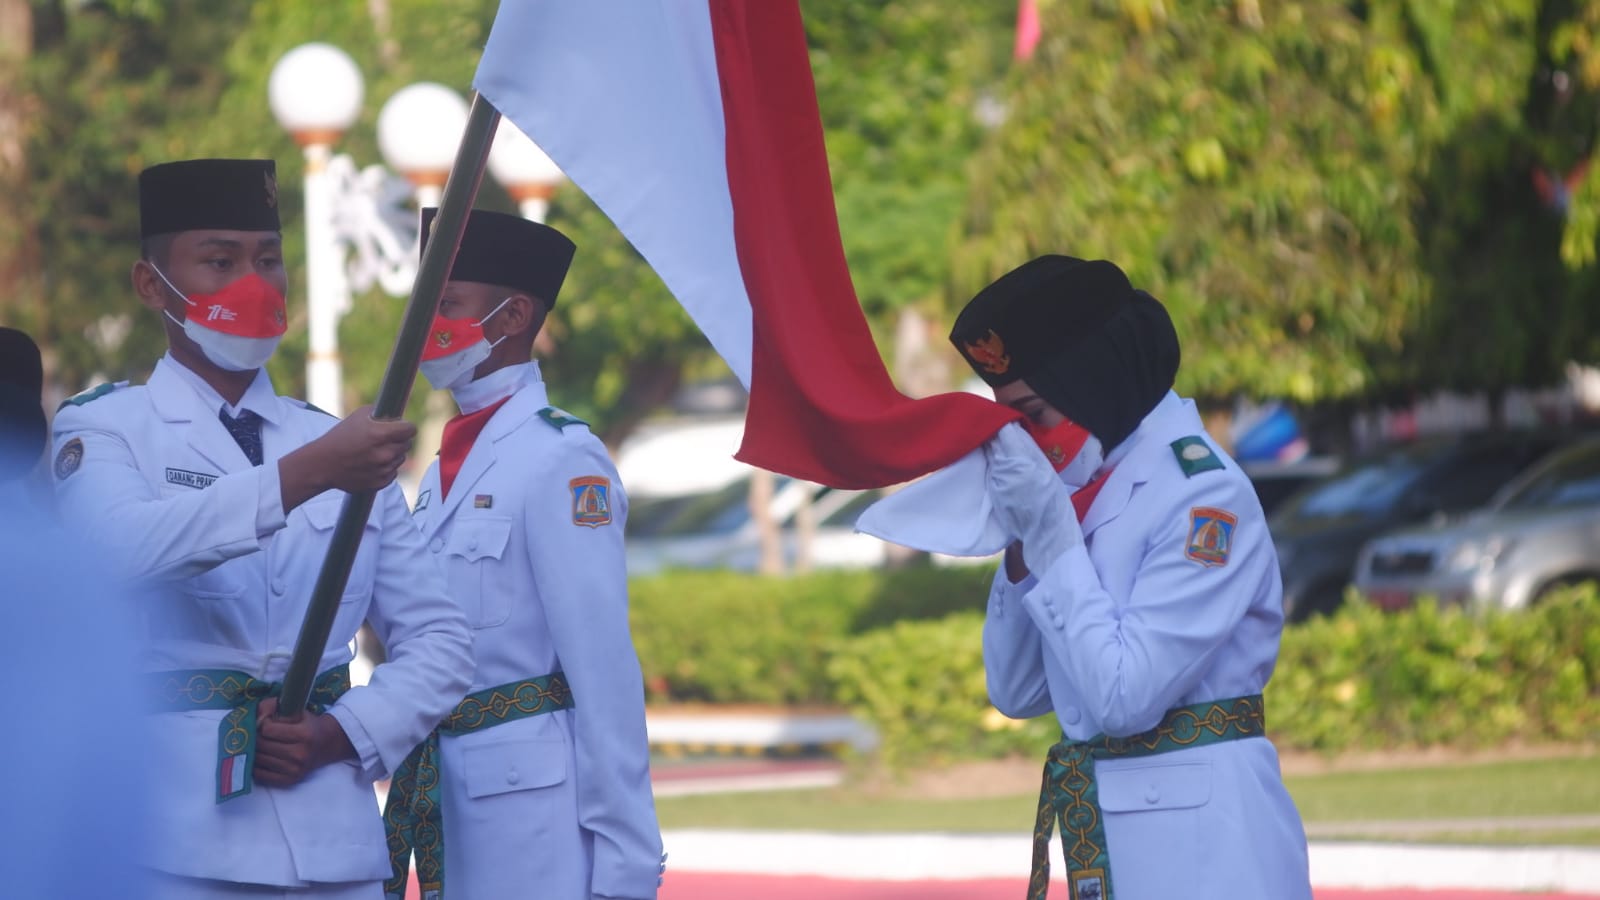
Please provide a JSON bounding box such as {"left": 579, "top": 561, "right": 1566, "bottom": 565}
{"left": 1071, "top": 468, "right": 1115, "bottom": 523}
{"left": 438, "top": 397, "right": 511, "bottom": 500}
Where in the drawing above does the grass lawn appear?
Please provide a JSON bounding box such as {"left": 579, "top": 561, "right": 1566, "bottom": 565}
{"left": 1285, "top": 755, "right": 1600, "bottom": 823}
{"left": 654, "top": 753, "right": 1600, "bottom": 846}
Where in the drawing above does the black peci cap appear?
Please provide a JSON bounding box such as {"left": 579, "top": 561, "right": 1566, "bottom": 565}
{"left": 950, "top": 256, "right": 1133, "bottom": 388}
{"left": 421, "top": 208, "right": 577, "bottom": 308}
{"left": 0, "top": 326, "right": 43, "bottom": 397}
{"left": 951, "top": 255, "right": 1180, "bottom": 450}
{"left": 0, "top": 327, "right": 44, "bottom": 483}
{"left": 139, "top": 159, "right": 281, "bottom": 239}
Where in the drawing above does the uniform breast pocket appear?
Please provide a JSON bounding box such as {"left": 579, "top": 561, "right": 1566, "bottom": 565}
{"left": 302, "top": 496, "right": 381, "bottom": 601}
{"left": 444, "top": 515, "right": 514, "bottom": 628}
{"left": 460, "top": 735, "right": 568, "bottom": 800}
{"left": 1098, "top": 760, "right": 1211, "bottom": 886}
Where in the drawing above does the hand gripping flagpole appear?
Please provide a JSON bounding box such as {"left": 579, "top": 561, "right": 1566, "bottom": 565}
{"left": 277, "top": 94, "right": 503, "bottom": 717}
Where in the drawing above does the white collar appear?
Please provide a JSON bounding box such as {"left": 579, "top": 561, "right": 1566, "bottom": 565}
{"left": 450, "top": 361, "right": 541, "bottom": 414}
{"left": 1099, "top": 390, "right": 1184, "bottom": 473}
{"left": 159, "top": 353, "right": 281, "bottom": 423}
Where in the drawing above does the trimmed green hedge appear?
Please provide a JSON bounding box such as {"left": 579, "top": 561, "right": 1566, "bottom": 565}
{"left": 628, "top": 565, "right": 993, "bottom": 704}
{"left": 1271, "top": 587, "right": 1600, "bottom": 751}
{"left": 629, "top": 568, "right": 1600, "bottom": 767}
{"left": 826, "top": 586, "right": 1600, "bottom": 767}
{"left": 825, "top": 612, "right": 1058, "bottom": 769}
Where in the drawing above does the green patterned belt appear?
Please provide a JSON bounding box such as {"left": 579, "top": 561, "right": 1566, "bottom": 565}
{"left": 1030, "top": 693, "right": 1265, "bottom": 900}
{"left": 149, "top": 664, "right": 351, "bottom": 804}
{"left": 383, "top": 672, "right": 575, "bottom": 900}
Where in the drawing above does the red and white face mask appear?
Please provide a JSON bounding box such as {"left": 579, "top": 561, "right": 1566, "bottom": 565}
{"left": 1023, "top": 417, "right": 1105, "bottom": 488}
{"left": 419, "top": 297, "right": 513, "bottom": 392}
{"left": 155, "top": 268, "right": 287, "bottom": 372}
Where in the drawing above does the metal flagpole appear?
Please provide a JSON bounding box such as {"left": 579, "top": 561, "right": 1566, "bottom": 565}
{"left": 277, "top": 93, "right": 503, "bottom": 717}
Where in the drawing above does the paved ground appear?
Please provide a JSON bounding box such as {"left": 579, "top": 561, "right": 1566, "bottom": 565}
{"left": 1305, "top": 814, "right": 1600, "bottom": 839}
{"left": 655, "top": 875, "right": 1598, "bottom": 899}
{"left": 392, "top": 733, "right": 1600, "bottom": 897}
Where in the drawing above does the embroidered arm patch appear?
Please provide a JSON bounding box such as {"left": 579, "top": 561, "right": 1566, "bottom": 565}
{"left": 570, "top": 476, "right": 613, "bottom": 527}
{"left": 1185, "top": 506, "right": 1237, "bottom": 567}
{"left": 54, "top": 438, "right": 84, "bottom": 480}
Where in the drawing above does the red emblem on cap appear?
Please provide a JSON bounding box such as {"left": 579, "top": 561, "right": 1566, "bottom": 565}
{"left": 964, "top": 329, "right": 1011, "bottom": 376}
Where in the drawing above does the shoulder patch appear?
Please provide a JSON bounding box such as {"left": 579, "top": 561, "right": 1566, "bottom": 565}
{"left": 291, "top": 398, "right": 335, "bottom": 418}
{"left": 58, "top": 381, "right": 126, "bottom": 411}
{"left": 538, "top": 406, "right": 589, "bottom": 431}
{"left": 54, "top": 438, "right": 84, "bottom": 480}
{"left": 569, "top": 475, "right": 613, "bottom": 527}
{"left": 1185, "top": 506, "right": 1237, "bottom": 567}
{"left": 1170, "top": 436, "right": 1224, "bottom": 477}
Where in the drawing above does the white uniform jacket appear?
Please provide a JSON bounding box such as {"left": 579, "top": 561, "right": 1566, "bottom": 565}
{"left": 985, "top": 392, "right": 1311, "bottom": 899}
{"left": 413, "top": 364, "right": 663, "bottom": 900}
{"left": 50, "top": 357, "right": 473, "bottom": 888}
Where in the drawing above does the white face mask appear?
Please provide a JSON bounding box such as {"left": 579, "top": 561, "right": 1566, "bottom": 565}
{"left": 152, "top": 266, "right": 284, "bottom": 372}
{"left": 1058, "top": 434, "right": 1105, "bottom": 490}
{"left": 418, "top": 297, "right": 513, "bottom": 391}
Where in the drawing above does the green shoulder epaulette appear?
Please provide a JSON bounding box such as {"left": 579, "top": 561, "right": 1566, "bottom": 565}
{"left": 290, "top": 398, "right": 335, "bottom": 418}
{"left": 1170, "top": 436, "right": 1225, "bottom": 477}
{"left": 58, "top": 381, "right": 126, "bottom": 411}
{"left": 537, "top": 406, "right": 588, "bottom": 431}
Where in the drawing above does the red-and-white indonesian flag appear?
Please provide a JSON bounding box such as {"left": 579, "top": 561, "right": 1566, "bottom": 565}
{"left": 475, "top": 0, "right": 1018, "bottom": 490}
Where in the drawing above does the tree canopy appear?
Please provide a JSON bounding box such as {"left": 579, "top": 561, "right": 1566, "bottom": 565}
{"left": 4, "top": 0, "right": 1598, "bottom": 437}
{"left": 955, "top": 0, "right": 1600, "bottom": 403}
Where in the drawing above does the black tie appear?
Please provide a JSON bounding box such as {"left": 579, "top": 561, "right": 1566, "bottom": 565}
{"left": 219, "top": 408, "right": 264, "bottom": 467}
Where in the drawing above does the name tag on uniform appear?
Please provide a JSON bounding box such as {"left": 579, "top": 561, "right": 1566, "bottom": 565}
{"left": 165, "top": 467, "right": 218, "bottom": 489}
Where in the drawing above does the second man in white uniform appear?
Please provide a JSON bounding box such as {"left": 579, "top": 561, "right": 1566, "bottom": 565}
{"left": 385, "top": 208, "right": 664, "bottom": 900}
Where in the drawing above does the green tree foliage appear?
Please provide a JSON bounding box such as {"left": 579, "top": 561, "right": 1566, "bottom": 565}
{"left": 12, "top": 0, "right": 1600, "bottom": 425}
{"left": 20, "top": 1, "right": 249, "bottom": 389}
{"left": 955, "top": 0, "right": 1600, "bottom": 403}
{"left": 804, "top": 1, "right": 1018, "bottom": 325}
{"left": 1408, "top": 0, "right": 1600, "bottom": 395}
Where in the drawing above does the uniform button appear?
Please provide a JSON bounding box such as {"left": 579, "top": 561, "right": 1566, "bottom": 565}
{"left": 1052, "top": 615, "right": 1065, "bottom": 629}
{"left": 506, "top": 768, "right": 520, "bottom": 785}
{"left": 467, "top": 538, "right": 479, "bottom": 552}
{"left": 270, "top": 579, "right": 285, "bottom": 596}
{"left": 1145, "top": 787, "right": 1160, "bottom": 805}
{"left": 1062, "top": 707, "right": 1080, "bottom": 725}
{"left": 429, "top": 537, "right": 444, "bottom": 553}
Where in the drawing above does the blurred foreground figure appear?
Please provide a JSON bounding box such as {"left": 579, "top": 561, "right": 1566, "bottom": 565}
{"left": 384, "top": 209, "right": 664, "bottom": 899}
{"left": 0, "top": 326, "right": 153, "bottom": 898}
{"left": 49, "top": 159, "right": 472, "bottom": 898}
{"left": 952, "top": 256, "right": 1312, "bottom": 899}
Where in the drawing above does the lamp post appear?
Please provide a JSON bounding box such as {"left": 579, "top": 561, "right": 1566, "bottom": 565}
{"left": 488, "top": 120, "right": 566, "bottom": 224}
{"left": 269, "top": 44, "right": 468, "bottom": 415}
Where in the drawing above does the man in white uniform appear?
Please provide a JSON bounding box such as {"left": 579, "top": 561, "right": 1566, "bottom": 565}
{"left": 50, "top": 158, "right": 474, "bottom": 898}
{"left": 384, "top": 209, "right": 663, "bottom": 900}
{"left": 951, "top": 256, "right": 1312, "bottom": 899}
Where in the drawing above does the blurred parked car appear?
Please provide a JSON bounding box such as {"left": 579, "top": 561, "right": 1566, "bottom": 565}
{"left": 1268, "top": 431, "right": 1564, "bottom": 621}
{"left": 625, "top": 476, "right": 887, "bottom": 575}
{"left": 1354, "top": 437, "right": 1600, "bottom": 611}
{"left": 1242, "top": 456, "right": 1342, "bottom": 517}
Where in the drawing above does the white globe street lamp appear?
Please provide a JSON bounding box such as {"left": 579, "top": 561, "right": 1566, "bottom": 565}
{"left": 488, "top": 120, "right": 566, "bottom": 223}
{"left": 269, "top": 43, "right": 363, "bottom": 147}
{"left": 269, "top": 46, "right": 470, "bottom": 415}
{"left": 270, "top": 44, "right": 565, "bottom": 415}
{"left": 270, "top": 43, "right": 365, "bottom": 415}
{"left": 378, "top": 83, "right": 470, "bottom": 211}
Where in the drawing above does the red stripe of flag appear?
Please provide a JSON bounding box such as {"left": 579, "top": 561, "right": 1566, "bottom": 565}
{"left": 707, "top": 1, "right": 1019, "bottom": 489}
